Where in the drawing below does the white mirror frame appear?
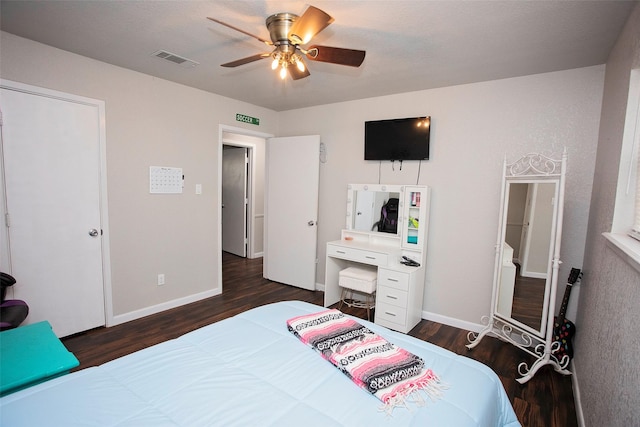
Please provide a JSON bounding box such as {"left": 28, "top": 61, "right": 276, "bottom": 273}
{"left": 467, "top": 150, "right": 571, "bottom": 384}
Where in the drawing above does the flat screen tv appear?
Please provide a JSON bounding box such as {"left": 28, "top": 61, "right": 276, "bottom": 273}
{"left": 364, "top": 116, "right": 430, "bottom": 161}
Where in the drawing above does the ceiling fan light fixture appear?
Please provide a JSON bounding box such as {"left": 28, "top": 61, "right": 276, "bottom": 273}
{"left": 294, "top": 54, "right": 305, "bottom": 72}
{"left": 209, "top": 5, "right": 365, "bottom": 81}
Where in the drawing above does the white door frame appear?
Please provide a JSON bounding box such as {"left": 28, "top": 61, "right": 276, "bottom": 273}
{"left": 217, "top": 125, "right": 272, "bottom": 291}
{"left": 0, "top": 79, "right": 114, "bottom": 327}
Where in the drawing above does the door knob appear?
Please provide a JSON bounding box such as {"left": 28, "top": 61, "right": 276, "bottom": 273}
{"left": 88, "top": 229, "right": 99, "bottom": 237}
{"left": 308, "top": 220, "right": 316, "bottom": 226}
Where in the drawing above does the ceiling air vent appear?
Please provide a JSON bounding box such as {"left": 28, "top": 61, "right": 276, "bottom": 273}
{"left": 152, "top": 50, "right": 199, "bottom": 68}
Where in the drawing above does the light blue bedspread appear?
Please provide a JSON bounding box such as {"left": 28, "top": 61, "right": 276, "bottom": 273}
{"left": 0, "top": 301, "right": 520, "bottom": 426}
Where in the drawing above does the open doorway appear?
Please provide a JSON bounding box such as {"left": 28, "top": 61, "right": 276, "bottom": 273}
{"left": 222, "top": 145, "right": 248, "bottom": 257}
{"left": 217, "top": 125, "right": 272, "bottom": 292}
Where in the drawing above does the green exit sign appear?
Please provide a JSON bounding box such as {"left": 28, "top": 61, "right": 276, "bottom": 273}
{"left": 236, "top": 113, "right": 260, "bottom": 126}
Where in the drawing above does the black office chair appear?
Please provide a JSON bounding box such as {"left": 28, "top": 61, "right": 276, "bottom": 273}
{"left": 0, "top": 272, "right": 29, "bottom": 331}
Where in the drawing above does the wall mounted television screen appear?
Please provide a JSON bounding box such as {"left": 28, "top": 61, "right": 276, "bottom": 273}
{"left": 364, "top": 116, "right": 431, "bottom": 161}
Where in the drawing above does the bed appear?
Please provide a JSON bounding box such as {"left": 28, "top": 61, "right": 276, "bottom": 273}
{"left": 0, "top": 301, "right": 520, "bottom": 426}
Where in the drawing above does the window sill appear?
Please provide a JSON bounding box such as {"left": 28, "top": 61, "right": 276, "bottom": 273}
{"left": 603, "top": 232, "right": 640, "bottom": 274}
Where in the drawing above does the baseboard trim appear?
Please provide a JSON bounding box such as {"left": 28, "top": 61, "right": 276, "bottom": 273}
{"left": 306, "top": 290, "right": 484, "bottom": 332}
{"left": 299, "top": 285, "right": 484, "bottom": 332}
{"left": 421, "top": 310, "right": 484, "bottom": 333}
{"left": 570, "top": 360, "right": 585, "bottom": 427}
{"left": 109, "top": 288, "right": 222, "bottom": 327}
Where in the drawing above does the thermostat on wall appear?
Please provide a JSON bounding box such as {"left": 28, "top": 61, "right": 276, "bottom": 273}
{"left": 150, "top": 166, "right": 183, "bottom": 194}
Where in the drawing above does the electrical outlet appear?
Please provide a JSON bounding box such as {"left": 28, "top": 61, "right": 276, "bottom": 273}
{"left": 157, "top": 274, "right": 165, "bottom": 286}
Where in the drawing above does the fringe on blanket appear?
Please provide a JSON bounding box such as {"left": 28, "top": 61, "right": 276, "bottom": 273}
{"left": 378, "top": 372, "right": 448, "bottom": 416}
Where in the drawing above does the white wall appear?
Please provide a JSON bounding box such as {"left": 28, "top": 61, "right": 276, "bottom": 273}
{"left": 0, "top": 30, "right": 606, "bottom": 330}
{"left": 578, "top": 3, "right": 640, "bottom": 425}
{"left": 279, "top": 66, "right": 604, "bottom": 326}
{"left": 0, "top": 32, "right": 278, "bottom": 323}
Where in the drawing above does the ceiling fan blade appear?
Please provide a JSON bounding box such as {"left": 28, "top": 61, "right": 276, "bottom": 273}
{"left": 306, "top": 45, "right": 366, "bottom": 67}
{"left": 221, "top": 53, "right": 271, "bottom": 68}
{"left": 288, "top": 64, "right": 311, "bottom": 80}
{"left": 288, "top": 6, "right": 334, "bottom": 45}
{"left": 207, "top": 17, "right": 273, "bottom": 46}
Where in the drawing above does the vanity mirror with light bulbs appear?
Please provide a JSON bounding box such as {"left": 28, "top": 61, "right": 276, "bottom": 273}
{"left": 324, "top": 184, "right": 431, "bottom": 333}
{"left": 349, "top": 187, "right": 399, "bottom": 229}
{"left": 467, "top": 151, "right": 571, "bottom": 384}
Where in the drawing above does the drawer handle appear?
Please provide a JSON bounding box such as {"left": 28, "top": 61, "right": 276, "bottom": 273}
{"left": 386, "top": 295, "right": 398, "bottom": 300}
{"left": 384, "top": 311, "right": 396, "bottom": 317}
{"left": 387, "top": 278, "right": 399, "bottom": 282}
{"left": 365, "top": 256, "right": 376, "bottom": 260}
{"left": 336, "top": 250, "right": 346, "bottom": 254}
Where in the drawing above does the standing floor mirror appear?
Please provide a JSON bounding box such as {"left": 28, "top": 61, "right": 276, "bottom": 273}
{"left": 467, "top": 150, "right": 570, "bottom": 384}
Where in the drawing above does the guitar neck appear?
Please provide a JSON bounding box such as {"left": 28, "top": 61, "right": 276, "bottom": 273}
{"left": 558, "top": 283, "right": 572, "bottom": 320}
{"left": 558, "top": 268, "right": 582, "bottom": 320}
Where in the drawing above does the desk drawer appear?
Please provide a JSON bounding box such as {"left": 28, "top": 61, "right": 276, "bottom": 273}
{"left": 327, "top": 245, "right": 388, "bottom": 266}
{"left": 378, "top": 268, "right": 409, "bottom": 291}
{"left": 375, "top": 301, "right": 407, "bottom": 326}
{"left": 377, "top": 284, "right": 408, "bottom": 308}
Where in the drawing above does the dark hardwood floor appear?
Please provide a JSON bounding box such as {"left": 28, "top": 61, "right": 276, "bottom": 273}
{"left": 511, "top": 264, "right": 546, "bottom": 330}
{"left": 62, "top": 253, "right": 577, "bottom": 427}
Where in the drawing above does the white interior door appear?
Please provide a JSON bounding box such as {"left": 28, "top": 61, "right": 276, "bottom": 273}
{"left": 521, "top": 183, "right": 555, "bottom": 278}
{"left": 264, "top": 135, "right": 320, "bottom": 290}
{"left": 522, "top": 183, "right": 556, "bottom": 279}
{"left": 519, "top": 184, "right": 533, "bottom": 269}
{"left": 354, "top": 190, "right": 375, "bottom": 231}
{"left": 222, "top": 146, "right": 247, "bottom": 257}
{"left": 0, "top": 85, "right": 106, "bottom": 337}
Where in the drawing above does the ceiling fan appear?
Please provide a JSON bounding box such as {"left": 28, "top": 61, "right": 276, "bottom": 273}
{"left": 207, "top": 5, "right": 366, "bottom": 80}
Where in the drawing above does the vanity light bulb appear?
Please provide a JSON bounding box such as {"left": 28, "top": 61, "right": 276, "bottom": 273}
{"left": 296, "top": 59, "right": 305, "bottom": 72}
{"left": 280, "top": 66, "right": 287, "bottom": 80}
{"left": 271, "top": 59, "right": 279, "bottom": 70}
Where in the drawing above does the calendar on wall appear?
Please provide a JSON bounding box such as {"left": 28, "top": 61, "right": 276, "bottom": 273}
{"left": 149, "top": 166, "right": 183, "bottom": 194}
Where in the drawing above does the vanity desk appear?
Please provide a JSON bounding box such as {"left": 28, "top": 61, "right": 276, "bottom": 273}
{"left": 324, "top": 184, "right": 430, "bottom": 334}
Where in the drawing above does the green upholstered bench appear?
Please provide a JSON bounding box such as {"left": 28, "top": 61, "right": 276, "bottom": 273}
{"left": 0, "top": 321, "right": 79, "bottom": 396}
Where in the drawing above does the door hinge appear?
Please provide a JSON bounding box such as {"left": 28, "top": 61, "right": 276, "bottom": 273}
{"left": 4, "top": 213, "right": 10, "bottom": 228}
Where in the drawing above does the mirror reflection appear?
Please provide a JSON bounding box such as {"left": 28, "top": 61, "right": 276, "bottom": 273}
{"left": 347, "top": 185, "right": 401, "bottom": 234}
{"left": 496, "top": 181, "right": 557, "bottom": 336}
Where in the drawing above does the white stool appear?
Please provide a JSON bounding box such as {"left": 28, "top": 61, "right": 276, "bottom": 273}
{"left": 338, "top": 266, "right": 378, "bottom": 321}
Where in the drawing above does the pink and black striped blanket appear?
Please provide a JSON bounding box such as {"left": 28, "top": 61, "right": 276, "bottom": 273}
{"left": 286, "top": 309, "right": 444, "bottom": 413}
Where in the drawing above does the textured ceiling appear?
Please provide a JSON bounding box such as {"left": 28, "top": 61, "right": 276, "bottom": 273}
{"left": 0, "top": 1, "right": 636, "bottom": 111}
